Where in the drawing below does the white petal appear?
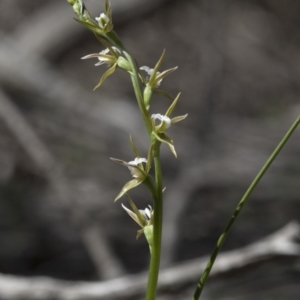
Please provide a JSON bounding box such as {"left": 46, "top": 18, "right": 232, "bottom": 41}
{"left": 140, "top": 66, "right": 152, "bottom": 75}
{"left": 127, "top": 158, "right": 147, "bottom": 178}
{"left": 128, "top": 157, "right": 147, "bottom": 166}
{"left": 151, "top": 114, "right": 171, "bottom": 129}
{"left": 100, "top": 48, "right": 110, "bottom": 55}
{"left": 112, "top": 46, "right": 121, "bottom": 54}
{"left": 127, "top": 166, "right": 141, "bottom": 178}
{"left": 95, "top": 13, "right": 110, "bottom": 28}
{"left": 144, "top": 207, "right": 152, "bottom": 219}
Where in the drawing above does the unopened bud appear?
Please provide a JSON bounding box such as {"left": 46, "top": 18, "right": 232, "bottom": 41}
{"left": 117, "top": 57, "right": 131, "bottom": 72}
{"left": 73, "top": 3, "right": 82, "bottom": 15}
{"left": 143, "top": 86, "right": 153, "bottom": 110}
{"left": 144, "top": 225, "right": 154, "bottom": 253}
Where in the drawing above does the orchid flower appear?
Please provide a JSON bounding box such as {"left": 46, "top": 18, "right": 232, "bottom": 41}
{"left": 110, "top": 136, "right": 153, "bottom": 200}
{"left": 139, "top": 50, "right": 178, "bottom": 107}
{"left": 81, "top": 46, "right": 123, "bottom": 90}
{"left": 122, "top": 196, "right": 154, "bottom": 251}
{"left": 151, "top": 93, "right": 188, "bottom": 157}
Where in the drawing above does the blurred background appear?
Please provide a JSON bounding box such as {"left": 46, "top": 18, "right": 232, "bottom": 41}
{"left": 0, "top": 0, "right": 299, "bottom": 299}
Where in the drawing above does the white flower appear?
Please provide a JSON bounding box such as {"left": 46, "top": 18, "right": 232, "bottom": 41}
{"left": 121, "top": 200, "right": 154, "bottom": 242}
{"left": 122, "top": 203, "right": 153, "bottom": 226}
{"left": 140, "top": 66, "right": 162, "bottom": 87}
{"left": 151, "top": 114, "right": 171, "bottom": 131}
{"left": 127, "top": 157, "right": 147, "bottom": 178}
{"left": 81, "top": 47, "right": 121, "bottom": 66}
{"left": 95, "top": 47, "right": 120, "bottom": 66}
{"left": 95, "top": 13, "right": 110, "bottom": 29}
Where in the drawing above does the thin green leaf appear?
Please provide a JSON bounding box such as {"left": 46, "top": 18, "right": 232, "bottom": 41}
{"left": 149, "top": 49, "right": 165, "bottom": 86}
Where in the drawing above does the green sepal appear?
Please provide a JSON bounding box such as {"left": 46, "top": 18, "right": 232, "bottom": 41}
{"left": 171, "top": 114, "right": 188, "bottom": 124}
{"left": 136, "top": 229, "right": 144, "bottom": 240}
{"left": 94, "top": 34, "right": 111, "bottom": 50}
{"left": 127, "top": 196, "right": 148, "bottom": 228}
{"left": 143, "top": 86, "right": 153, "bottom": 109}
{"left": 122, "top": 195, "right": 147, "bottom": 228}
{"left": 153, "top": 132, "right": 177, "bottom": 158}
{"left": 166, "top": 92, "right": 181, "bottom": 117}
{"left": 154, "top": 89, "right": 174, "bottom": 101}
{"left": 130, "top": 135, "right": 140, "bottom": 158}
{"left": 93, "top": 63, "right": 117, "bottom": 90}
{"left": 117, "top": 57, "right": 131, "bottom": 72}
{"left": 105, "top": 0, "right": 113, "bottom": 25}
{"left": 154, "top": 66, "right": 178, "bottom": 87}
{"left": 149, "top": 49, "right": 165, "bottom": 86}
{"left": 115, "top": 178, "right": 143, "bottom": 201}
{"left": 74, "top": 18, "right": 99, "bottom": 31}
{"left": 144, "top": 225, "right": 154, "bottom": 254}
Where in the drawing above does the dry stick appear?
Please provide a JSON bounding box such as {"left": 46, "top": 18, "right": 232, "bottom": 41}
{"left": 192, "top": 115, "right": 300, "bottom": 300}
{"left": 0, "top": 88, "right": 124, "bottom": 279}
{"left": 0, "top": 221, "right": 299, "bottom": 300}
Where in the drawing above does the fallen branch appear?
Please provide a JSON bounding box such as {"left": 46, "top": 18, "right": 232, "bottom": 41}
{"left": 0, "top": 221, "right": 298, "bottom": 300}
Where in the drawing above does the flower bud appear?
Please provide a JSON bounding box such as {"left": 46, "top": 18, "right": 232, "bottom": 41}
{"left": 73, "top": 2, "right": 82, "bottom": 15}
{"left": 117, "top": 57, "right": 131, "bottom": 72}
{"left": 144, "top": 225, "right": 154, "bottom": 253}
{"left": 143, "top": 86, "right": 153, "bottom": 110}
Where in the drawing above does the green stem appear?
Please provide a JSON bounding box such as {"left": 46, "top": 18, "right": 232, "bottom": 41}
{"left": 146, "top": 141, "right": 163, "bottom": 300}
{"left": 107, "top": 31, "right": 163, "bottom": 300}
{"left": 107, "top": 31, "right": 152, "bottom": 137}
{"left": 124, "top": 51, "right": 153, "bottom": 137}
{"left": 192, "top": 115, "right": 300, "bottom": 300}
